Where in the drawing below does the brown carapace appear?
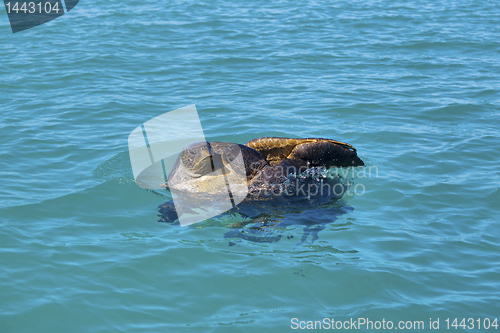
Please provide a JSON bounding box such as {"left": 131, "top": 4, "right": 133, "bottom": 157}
{"left": 245, "top": 137, "right": 363, "bottom": 169}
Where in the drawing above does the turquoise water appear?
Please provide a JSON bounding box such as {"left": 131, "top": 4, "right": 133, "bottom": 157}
{"left": 1, "top": 0, "right": 500, "bottom": 331}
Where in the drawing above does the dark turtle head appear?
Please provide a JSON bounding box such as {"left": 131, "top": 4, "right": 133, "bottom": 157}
{"left": 325, "top": 143, "right": 364, "bottom": 167}
{"left": 286, "top": 140, "right": 364, "bottom": 169}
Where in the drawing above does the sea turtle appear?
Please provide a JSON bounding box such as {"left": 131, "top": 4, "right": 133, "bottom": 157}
{"left": 159, "top": 137, "right": 364, "bottom": 223}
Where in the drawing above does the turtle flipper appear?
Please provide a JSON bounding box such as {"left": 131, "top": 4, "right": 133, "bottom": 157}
{"left": 158, "top": 200, "right": 179, "bottom": 223}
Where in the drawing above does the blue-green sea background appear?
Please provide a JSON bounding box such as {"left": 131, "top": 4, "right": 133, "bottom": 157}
{"left": 1, "top": 0, "right": 500, "bottom": 332}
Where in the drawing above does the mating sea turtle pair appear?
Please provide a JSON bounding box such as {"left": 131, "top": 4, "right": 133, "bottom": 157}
{"left": 159, "top": 137, "right": 364, "bottom": 240}
{"left": 165, "top": 137, "right": 364, "bottom": 201}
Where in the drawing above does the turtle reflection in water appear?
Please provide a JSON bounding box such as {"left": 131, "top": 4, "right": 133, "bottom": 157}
{"left": 158, "top": 137, "right": 364, "bottom": 243}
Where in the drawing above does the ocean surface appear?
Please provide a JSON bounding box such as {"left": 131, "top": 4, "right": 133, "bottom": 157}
{"left": 1, "top": 0, "right": 500, "bottom": 332}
